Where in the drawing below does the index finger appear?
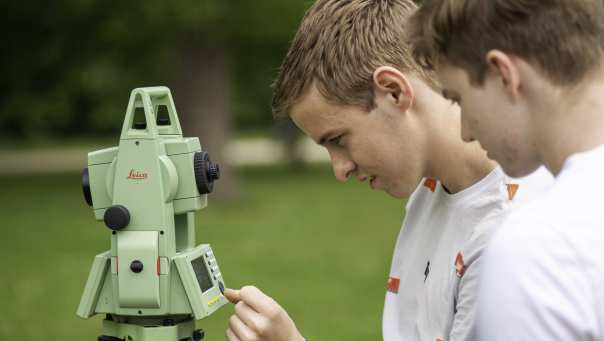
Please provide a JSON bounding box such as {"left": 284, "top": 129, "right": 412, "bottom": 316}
{"left": 224, "top": 288, "right": 241, "bottom": 304}
{"left": 238, "top": 285, "right": 278, "bottom": 315}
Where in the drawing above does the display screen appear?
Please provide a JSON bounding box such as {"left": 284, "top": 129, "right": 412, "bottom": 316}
{"left": 191, "top": 256, "right": 213, "bottom": 293}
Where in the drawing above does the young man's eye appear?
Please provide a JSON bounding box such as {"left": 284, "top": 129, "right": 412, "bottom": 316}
{"left": 328, "top": 135, "right": 343, "bottom": 146}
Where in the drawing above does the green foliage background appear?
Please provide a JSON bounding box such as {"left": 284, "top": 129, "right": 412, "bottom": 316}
{"left": 0, "top": 0, "right": 310, "bottom": 140}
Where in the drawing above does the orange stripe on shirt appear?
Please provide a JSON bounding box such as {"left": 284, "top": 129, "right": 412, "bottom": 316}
{"left": 424, "top": 179, "right": 437, "bottom": 192}
{"left": 455, "top": 252, "right": 466, "bottom": 278}
{"left": 506, "top": 183, "right": 520, "bottom": 200}
{"left": 387, "top": 277, "right": 400, "bottom": 294}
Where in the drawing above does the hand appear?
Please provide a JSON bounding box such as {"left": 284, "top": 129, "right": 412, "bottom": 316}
{"left": 224, "top": 286, "right": 305, "bottom": 341}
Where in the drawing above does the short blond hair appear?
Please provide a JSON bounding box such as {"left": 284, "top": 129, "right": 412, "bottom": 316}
{"left": 271, "top": 0, "right": 439, "bottom": 117}
{"left": 407, "top": 0, "right": 604, "bottom": 86}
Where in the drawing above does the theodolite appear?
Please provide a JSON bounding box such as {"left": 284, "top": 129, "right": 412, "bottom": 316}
{"left": 77, "top": 87, "right": 227, "bottom": 341}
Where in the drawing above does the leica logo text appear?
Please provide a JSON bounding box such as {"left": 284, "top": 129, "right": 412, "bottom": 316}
{"left": 127, "top": 169, "right": 148, "bottom": 180}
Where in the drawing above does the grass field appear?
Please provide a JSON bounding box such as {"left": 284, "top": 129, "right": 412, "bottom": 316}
{"left": 0, "top": 164, "right": 406, "bottom": 340}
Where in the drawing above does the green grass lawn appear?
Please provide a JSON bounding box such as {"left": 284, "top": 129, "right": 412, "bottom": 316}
{"left": 0, "top": 165, "right": 405, "bottom": 340}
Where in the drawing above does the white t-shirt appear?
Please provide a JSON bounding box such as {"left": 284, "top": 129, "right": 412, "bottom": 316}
{"left": 383, "top": 166, "right": 553, "bottom": 341}
{"left": 478, "top": 145, "right": 604, "bottom": 341}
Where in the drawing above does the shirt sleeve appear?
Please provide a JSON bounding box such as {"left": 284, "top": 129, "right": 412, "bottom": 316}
{"left": 477, "top": 217, "right": 598, "bottom": 341}
{"left": 448, "top": 250, "right": 481, "bottom": 341}
{"left": 448, "top": 214, "right": 498, "bottom": 341}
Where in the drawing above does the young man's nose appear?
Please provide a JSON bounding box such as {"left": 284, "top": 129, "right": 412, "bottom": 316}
{"left": 329, "top": 151, "right": 355, "bottom": 182}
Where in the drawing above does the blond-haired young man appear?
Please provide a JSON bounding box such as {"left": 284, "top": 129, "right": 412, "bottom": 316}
{"left": 223, "top": 1, "right": 552, "bottom": 341}
{"left": 408, "top": 0, "right": 604, "bottom": 340}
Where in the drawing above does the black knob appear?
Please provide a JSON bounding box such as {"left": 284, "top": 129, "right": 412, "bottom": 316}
{"left": 82, "top": 167, "right": 93, "bottom": 206}
{"left": 194, "top": 151, "right": 220, "bottom": 194}
{"left": 104, "top": 205, "right": 130, "bottom": 230}
{"left": 193, "top": 329, "right": 205, "bottom": 340}
{"left": 130, "top": 260, "right": 144, "bottom": 273}
{"left": 218, "top": 281, "right": 225, "bottom": 295}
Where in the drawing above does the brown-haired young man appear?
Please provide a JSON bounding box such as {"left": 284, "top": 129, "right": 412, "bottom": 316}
{"left": 223, "top": 1, "right": 552, "bottom": 341}
{"left": 408, "top": 0, "right": 604, "bottom": 340}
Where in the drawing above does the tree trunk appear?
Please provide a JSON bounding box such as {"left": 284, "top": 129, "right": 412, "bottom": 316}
{"left": 171, "top": 43, "right": 239, "bottom": 201}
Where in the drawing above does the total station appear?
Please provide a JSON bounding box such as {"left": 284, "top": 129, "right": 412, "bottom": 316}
{"left": 77, "top": 86, "right": 227, "bottom": 341}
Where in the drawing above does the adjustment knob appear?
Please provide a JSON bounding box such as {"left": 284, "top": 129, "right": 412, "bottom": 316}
{"left": 130, "top": 260, "right": 144, "bottom": 273}
{"left": 82, "top": 167, "right": 93, "bottom": 206}
{"left": 103, "top": 205, "right": 130, "bottom": 231}
{"left": 194, "top": 151, "right": 220, "bottom": 194}
{"left": 193, "top": 329, "right": 205, "bottom": 341}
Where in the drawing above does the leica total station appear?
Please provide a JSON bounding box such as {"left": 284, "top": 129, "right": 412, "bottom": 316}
{"left": 77, "top": 87, "right": 227, "bottom": 341}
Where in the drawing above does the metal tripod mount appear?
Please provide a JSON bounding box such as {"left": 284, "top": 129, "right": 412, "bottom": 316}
{"left": 77, "top": 87, "right": 227, "bottom": 341}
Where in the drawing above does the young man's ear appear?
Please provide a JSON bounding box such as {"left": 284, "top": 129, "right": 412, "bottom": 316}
{"left": 485, "top": 50, "right": 521, "bottom": 99}
{"left": 372, "top": 66, "right": 414, "bottom": 112}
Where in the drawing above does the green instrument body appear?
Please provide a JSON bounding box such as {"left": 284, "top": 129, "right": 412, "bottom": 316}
{"left": 77, "top": 87, "right": 226, "bottom": 341}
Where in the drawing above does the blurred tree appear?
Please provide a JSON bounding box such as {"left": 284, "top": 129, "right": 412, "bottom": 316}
{"left": 0, "top": 0, "right": 309, "bottom": 197}
{"left": 0, "top": 0, "right": 308, "bottom": 139}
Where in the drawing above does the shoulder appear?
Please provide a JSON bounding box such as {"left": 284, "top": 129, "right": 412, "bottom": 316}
{"left": 481, "top": 195, "right": 593, "bottom": 307}
{"left": 461, "top": 209, "right": 508, "bottom": 264}
{"left": 485, "top": 183, "right": 600, "bottom": 290}
{"left": 488, "top": 199, "right": 560, "bottom": 262}
{"left": 478, "top": 202, "right": 600, "bottom": 340}
{"left": 459, "top": 167, "right": 554, "bottom": 271}
{"left": 479, "top": 166, "right": 557, "bottom": 264}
